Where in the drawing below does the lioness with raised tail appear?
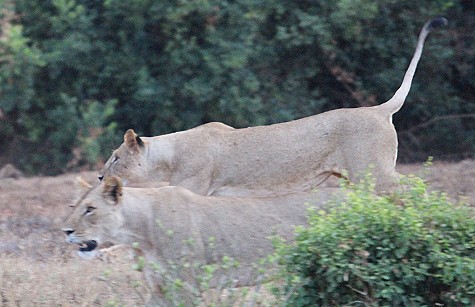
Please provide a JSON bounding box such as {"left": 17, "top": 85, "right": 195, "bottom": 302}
{"left": 98, "top": 18, "right": 447, "bottom": 196}
{"left": 62, "top": 177, "right": 334, "bottom": 306}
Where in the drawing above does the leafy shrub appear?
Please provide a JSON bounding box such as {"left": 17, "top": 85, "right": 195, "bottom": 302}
{"left": 273, "top": 175, "right": 475, "bottom": 306}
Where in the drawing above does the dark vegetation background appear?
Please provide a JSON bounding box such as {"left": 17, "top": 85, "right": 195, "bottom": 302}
{"left": 0, "top": 0, "right": 474, "bottom": 175}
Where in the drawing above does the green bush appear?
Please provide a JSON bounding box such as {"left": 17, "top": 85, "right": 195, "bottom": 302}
{"left": 273, "top": 175, "right": 475, "bottom": 306}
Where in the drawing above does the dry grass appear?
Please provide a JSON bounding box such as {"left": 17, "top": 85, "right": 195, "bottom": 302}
{"left": 0, "top": 172, "right": 149, "bottom": 306}
{"left": 397, "top": 159, "right": 475, "bottom": 204}
{"left": 0, "top": 161, "right": 473, "bottom": 306}
{"left": 1, "top": 255, "right": 148, "bottom": 306}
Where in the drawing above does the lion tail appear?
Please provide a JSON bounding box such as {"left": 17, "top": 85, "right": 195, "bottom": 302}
{"left": 379, "top": 17, "right": 448, "bottom": 115}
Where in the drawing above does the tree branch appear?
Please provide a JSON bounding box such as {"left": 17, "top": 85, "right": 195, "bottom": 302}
{"left": 400, "top": 113, "right": 475, "bottom": 134}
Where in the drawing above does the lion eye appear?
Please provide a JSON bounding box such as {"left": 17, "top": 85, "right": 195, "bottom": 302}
{"left": 112, "top": 156, "right": 120, "bottom": 163}
{"left": 84, "top": 206, "right": 96, "bottom": 215}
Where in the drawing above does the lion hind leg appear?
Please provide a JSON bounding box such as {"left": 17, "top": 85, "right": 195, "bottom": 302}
{"left": 374, "top": 170, "right": 402, "bottom": 193}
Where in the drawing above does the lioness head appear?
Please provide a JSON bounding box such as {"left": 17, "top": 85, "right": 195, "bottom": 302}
{"left": 98, "top": 129, "right": 147, "bottom": 184}
{"left": 62, "top": 177, "right": 125, "bottom": 259}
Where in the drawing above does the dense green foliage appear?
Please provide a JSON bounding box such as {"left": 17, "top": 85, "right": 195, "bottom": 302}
{"left": 0, "top": 0, "right": 474, "bottom": 174}
{"left": 273, "top": 175, "right": 475, "bottom": 306}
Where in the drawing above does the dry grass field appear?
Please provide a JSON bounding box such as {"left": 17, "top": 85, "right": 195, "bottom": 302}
{"left": 0, "top": 172, "right": 149, "bottom": 306}
{"left": 0, "top": 160, "right": 474, "bottom": 306}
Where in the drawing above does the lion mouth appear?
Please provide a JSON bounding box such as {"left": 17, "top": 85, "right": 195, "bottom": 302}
{"left": 79, "top": 240, "right": 97, "bottom": 252}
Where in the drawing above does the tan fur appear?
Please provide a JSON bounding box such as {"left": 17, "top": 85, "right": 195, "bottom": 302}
{"left": 98, "top": 18, "right": 446, "bottom": 196}
{"left": 62, "top": 177, "right": 337, "bottom": 306}
{"left": 102, "top": 176, "right": 122, "bottom": 202}
{"left": 123, "top": 129, "right": 143, "bottom": 153}
{"left": 75, "top": 176, "right": 92, "bottom": 189}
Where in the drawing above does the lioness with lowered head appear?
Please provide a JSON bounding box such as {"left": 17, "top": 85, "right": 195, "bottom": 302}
{"left": 98, "top": 18, "right": 447, "bottom": 196}
{"left": 62, "top": 177, "right": 333, "bottom": 306}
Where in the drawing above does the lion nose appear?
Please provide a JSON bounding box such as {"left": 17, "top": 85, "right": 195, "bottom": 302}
{"left": 98, "top": 175, "right": 104, "bottom": 181}
{"left": 62, "top": 228, "right": 74, "bottom": 236}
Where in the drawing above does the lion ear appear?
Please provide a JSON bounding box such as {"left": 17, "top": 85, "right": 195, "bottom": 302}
{"left": 124, "top": 129, "right": 144, "bottom": 153}
{"left": 74, "top": 177, "right": 93, "bottom": 203}
{"left": 102, "top": 176, "right": 123, "bottom": 204}
{"left": 76, "top": 176, "right": 92, "bottom": 191}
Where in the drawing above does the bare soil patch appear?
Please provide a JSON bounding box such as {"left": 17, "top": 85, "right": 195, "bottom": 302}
{"left": 0, "top": 160, "right": 473, "bottom": 306}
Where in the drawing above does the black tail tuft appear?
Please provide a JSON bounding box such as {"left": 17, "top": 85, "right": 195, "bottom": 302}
{"left": 428, "top": 17, "right": 448, "bottom": 29}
